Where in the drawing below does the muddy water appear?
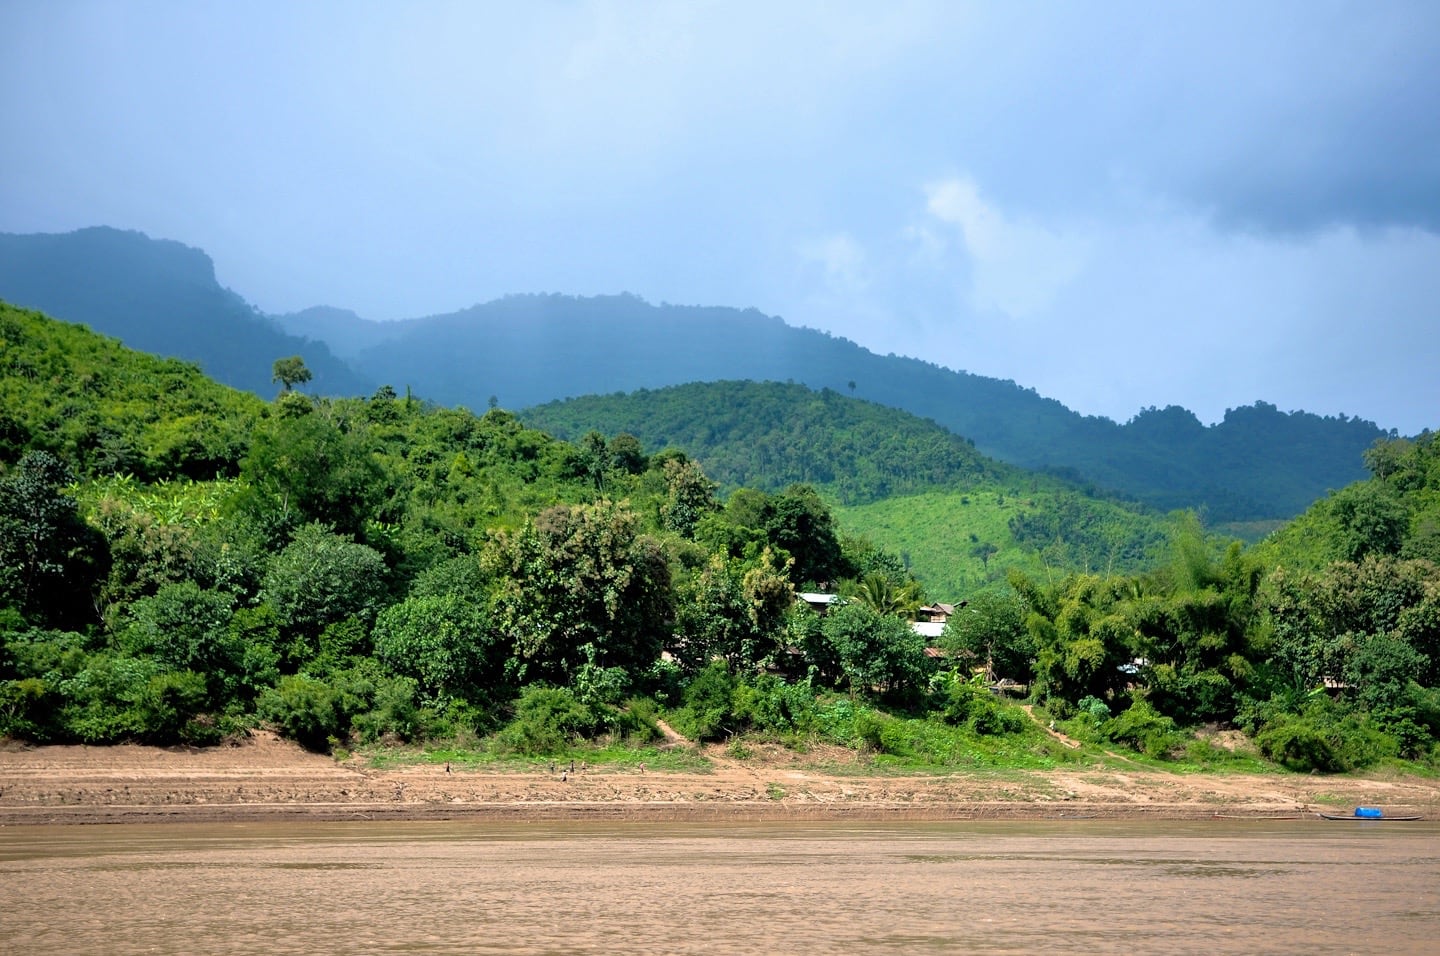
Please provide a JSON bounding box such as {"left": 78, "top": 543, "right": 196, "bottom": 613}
{"left": 1, "top": 820, "right": 1437, "bottom": 954}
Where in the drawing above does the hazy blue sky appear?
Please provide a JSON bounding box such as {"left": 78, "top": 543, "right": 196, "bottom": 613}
{"left": 3, "top": 1, "right": 1437, "bottom": 433}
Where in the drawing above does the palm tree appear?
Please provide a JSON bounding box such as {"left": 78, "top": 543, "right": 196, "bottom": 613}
{"left": 853, "top": 572, "right": 922, "bottom": 619}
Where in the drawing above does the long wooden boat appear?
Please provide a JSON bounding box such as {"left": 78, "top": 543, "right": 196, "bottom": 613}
{"left": 1316, "top": 811, "right": 1424, "bottom": 821}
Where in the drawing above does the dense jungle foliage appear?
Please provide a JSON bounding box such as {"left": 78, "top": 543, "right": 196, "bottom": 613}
{"left": 526, "top": 380, "right": 1184, "bottom": 595}
{"left": 2, "top": 302, "right": 1437, "bottom": 773}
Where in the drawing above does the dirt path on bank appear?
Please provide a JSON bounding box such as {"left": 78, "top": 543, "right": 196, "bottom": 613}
{"left": 2, "top": 731, "right": 1438, "bottom": 826}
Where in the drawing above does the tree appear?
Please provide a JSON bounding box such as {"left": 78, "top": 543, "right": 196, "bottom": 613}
{"left": 577, "top": 431, "right": 611, "bottom": 492}
{"left": 941, "top": 590, "right": 1033, "bottom": 682}
{"left": 0, "top": 452, "right": 107, "bottom": 629}
{"left": 372, "top": 593, "right": 494, "bottom": 703}
{"left": 661, "top": 457, "right": 719, "bottom": 537}
{"left": 672, "top": 550, "right": 793, "bottom": 673}
{"left": 484, "top": 501, "right": 673, "bottom": 683}
{"left": 608, "top": 433, "right": 647, "bottom": 475}
{"left": 763, "top": 484, "right": 847, "bottom": 587}
{"left": 821, "top": 601, "right": 929, "bottom": 700}
{"left": 271, "top": 356, "right": 312, "bottom": 393}
{"left": 260, "top": 523, "right": 389, "bottom": 662}
{"left": 1018, "top": 572, "right": 1136, "bottom": 708}
{"left": 117, "top": 581, "right": 244, "bottom": 705}
{"left": 1329, "top": 483, "right": 1407, "bottom": 562}
{"left": 851, "top": 572, "right": 922, "bottom": 619}
{"left": 240, "top": 405, "right": 385, "bottom": 537}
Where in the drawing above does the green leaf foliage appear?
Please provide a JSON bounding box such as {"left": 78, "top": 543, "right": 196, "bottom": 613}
{"left": 3, "top": 299, "right": 1438, "bottom": 768}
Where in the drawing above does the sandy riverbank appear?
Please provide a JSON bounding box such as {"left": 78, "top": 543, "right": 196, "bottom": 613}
{"left": 2, "top": 731, "right": 1437, "bottom": 826}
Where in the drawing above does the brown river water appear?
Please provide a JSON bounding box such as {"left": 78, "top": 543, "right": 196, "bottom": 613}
{"left": 2, "top": 820, "right": 1437, "bottom": 954}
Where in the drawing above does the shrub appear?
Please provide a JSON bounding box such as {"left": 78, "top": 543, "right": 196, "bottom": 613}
{"left": 258, "top": 675, "right": 342, "bottom": 751}
{"left": 1102, "top": 701, "right": 1184, "bottom": 758}
{"left": 351, "top": 675, "right": 422, "bottom": 743}
{"left": 1255, "top": 701, "right": 1394, "bottom": 773}
{"left": 932, "top": 676, "right": 1025, "bottom": 736}
{"left": 494, "top": 685, "right": 601, "bottom": 755}
{"left": 612, "top": 696, "right": 664, "bottom": 745}
{"left": 668, "top": 661, "right": 736, "bottom": 741}
{"left": 731, "top": 674, "right": 817, "bottom": 736}
{"left": 967, "top": 699, "right": 1026, "bottom": 736}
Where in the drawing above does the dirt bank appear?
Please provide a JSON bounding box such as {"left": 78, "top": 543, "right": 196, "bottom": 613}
{"left": 2, "top": 731, "right": 1437, "bottom": 826}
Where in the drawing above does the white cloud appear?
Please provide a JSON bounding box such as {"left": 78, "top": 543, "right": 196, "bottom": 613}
{"left": 923, "top": 177, "right": 1090, "bottom": 319}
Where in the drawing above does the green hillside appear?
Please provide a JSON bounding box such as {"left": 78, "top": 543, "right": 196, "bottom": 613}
{"left": 5, "top": 301, "right": 1436, "bottom": 776}
{"left": 2, "top": 230, "right": 1392, "bottom": 523}
{"left": 835, "top": 488, "right": 1173, "bottom": 600}
{"left": 1251, "top": 431, "right": 1440, "bottom": 573}
{"left": 525, "top": 380, "right": 1013, "bottom": 505}
{"left": 0, "top": 301, "right": 264, "bottom": 481}
{"left": 347, "top": 292, "right": 1386, "bottom": 522}
{"left": 525, "top": 380, "right": 1180, "bottom": 597}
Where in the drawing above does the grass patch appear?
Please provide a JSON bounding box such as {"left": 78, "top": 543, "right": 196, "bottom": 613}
{"left": 358, "top": 741, "right": 710, "bottom": 773}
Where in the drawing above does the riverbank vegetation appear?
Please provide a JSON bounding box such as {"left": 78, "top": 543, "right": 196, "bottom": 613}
{"left": 2, "top": 302, "right": 1437, "bottom": 775}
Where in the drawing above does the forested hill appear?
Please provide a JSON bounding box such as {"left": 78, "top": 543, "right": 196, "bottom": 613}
{"left": 0, "top": 228, "right": 1390, "bottom": 523}
{"left": 524, "top": 381, "right": 1182, "bottom": 593}
{"left": 331, "top": 293, "right": 1386, "bottom": 523}
{"left": 0, "top": 228, "right": 371, "bottom": 398}
{"left": 4, "top": 300, "right": 1439, "bottom": 775}
{"left": 0, "top": 302, "right": 264, "bottom": 481}
{"left": 524, "top": 380, "right": 1019, "bottom": 505}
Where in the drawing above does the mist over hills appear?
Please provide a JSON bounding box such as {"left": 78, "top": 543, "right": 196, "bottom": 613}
{"left": 0, "top": 227, "right": 1391, "bottom": 524}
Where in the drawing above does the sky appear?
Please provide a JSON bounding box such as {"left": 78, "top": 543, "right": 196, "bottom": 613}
{"left": 2, "top": 1, "right": 1438, "bottom": 435}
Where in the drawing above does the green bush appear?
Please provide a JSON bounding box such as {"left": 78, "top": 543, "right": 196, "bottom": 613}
{"left": 1255, "top": 701, "right": 1395, "bottom": 773}
{"left": 56, "top": 653, "right": 158, "bottom": 744}
{"left": 668, "top": 661, "right": 737, "bottom": 741}
{"left": 931, "top": 674, "right": 1026, "bottom": 736}
{"left": 0, "top": 677, "right": 54, "bottom": 740}
{"left": 132, "top": 670, "right": 216, "bottom": 744}
{"left": 494, "top": 685, "right": 601, "bottom": 755}
{"left": 967, "top": 699, "right": 1026, "bottom": 736}
{"left": 851, "top": 708, "right": 888, "bottom": 753}
{"left": 1102, "top": 701, "right": 1184, "bottom": 758}
{"left": 731, "top": 674, "right": 818, "bottom": 737}
{"left": 351, "top": 675, "right": 422, "bottom": 743}
{"left": 258, "top": 675, "right": 342, "bottom": 751}
{"left": 611, "top": 696, "right": 664, "bottom": 745}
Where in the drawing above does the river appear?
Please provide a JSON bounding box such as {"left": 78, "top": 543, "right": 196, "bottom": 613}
{"left": 2, "top": 819, "right": 1437, "bottom": 954}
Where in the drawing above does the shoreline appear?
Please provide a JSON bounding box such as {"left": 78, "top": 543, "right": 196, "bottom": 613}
{"left": 0, "top": 803, "right": 1335, "bottom": 827}
{"left": 3, "top": 732, "right": 1437, "bottom": 827}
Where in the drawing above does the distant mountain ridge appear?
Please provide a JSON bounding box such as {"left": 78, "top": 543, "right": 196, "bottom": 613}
{"left": 0, "top": 227, "right": 370, "bottom": 397}
{"left": 322, "top": 292, "right": 1387, "bottom": 522}
{"left": 0, "top": 227, "right": 1393, "bottom": 523}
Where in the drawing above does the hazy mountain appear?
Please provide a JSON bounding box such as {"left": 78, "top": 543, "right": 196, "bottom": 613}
{"left": 0, "top": 228, "right": 1387, "bottom": 524}
{"left": 0, "top": 227, "right": 371, "bottom": 398}
{"left": 270, "top": 305, "right": 400, "bottom": 360}
{"left": 317, "top": 293, "right": 1387, "bottom": 523}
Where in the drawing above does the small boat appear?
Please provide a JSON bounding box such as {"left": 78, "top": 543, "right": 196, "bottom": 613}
{"left": 1317, "top": 807, "right": 1423, "bottom": 821}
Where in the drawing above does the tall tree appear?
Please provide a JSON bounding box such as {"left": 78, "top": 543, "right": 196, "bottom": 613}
{"left": 0, "top": 452, "right": 107, "bottom": 629}
{"left": 271, "top": 356, "right": 313, "bottom": 393}
{"left": 484, "top": 501, "right": 673, "bottom": 684}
